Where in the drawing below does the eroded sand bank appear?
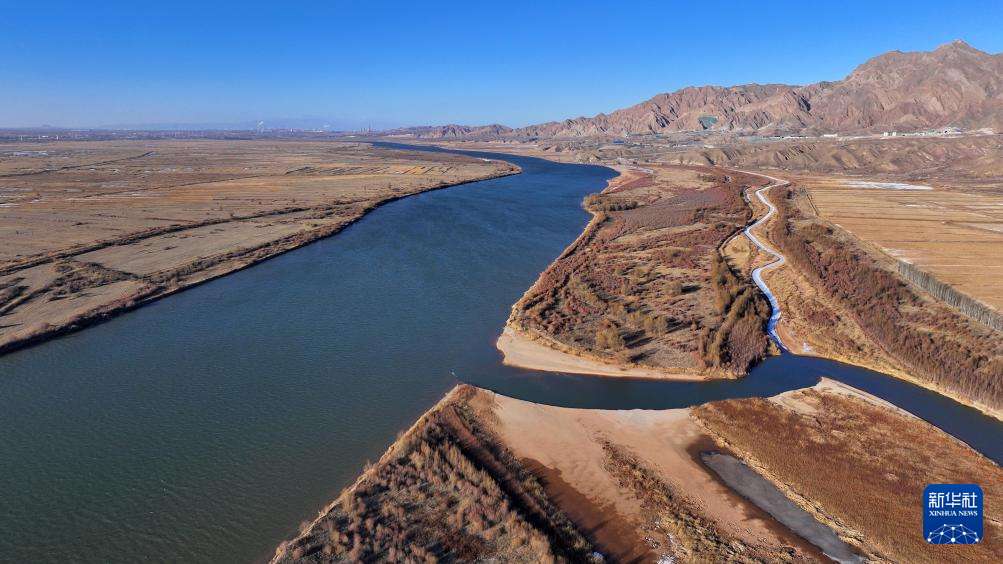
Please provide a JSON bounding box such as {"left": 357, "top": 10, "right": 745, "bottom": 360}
{"left": 496, "top": 326, "right": 705, "bottom": 381}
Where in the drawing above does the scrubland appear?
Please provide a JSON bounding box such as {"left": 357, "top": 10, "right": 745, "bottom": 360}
{"left": 274, "top": 376, "right": 1003, "bottom": 563}
{"left": 271, "top": 386, "right": 593, "bottom": 563}
{"left": 276, "top": 385, "right": 831, "bottom": 563}
{"left": 504, "top": 165, "right": 771, "bottom": 378}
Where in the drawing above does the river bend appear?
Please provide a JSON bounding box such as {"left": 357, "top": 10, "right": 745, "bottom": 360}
{"left": 0, "top": 144, "right": 999, "bottom": 564}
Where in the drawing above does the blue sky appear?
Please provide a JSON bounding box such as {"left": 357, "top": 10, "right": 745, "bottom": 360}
{"left": 2, "top": 1, "right": 1002, "bottom": 129}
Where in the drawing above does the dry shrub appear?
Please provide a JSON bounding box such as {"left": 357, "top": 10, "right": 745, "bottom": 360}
{"left": 773, "top": 187, "right": 1003, "bottom": 411}
{"left": 275, "top": 390, "right": 593, "bottom": 563}
{"left": 694, "top": 392, "right": 1003, "bottom": 563}
{"left": 509, "top": 166, "right": 769, "bottom": 375}
{"left": 700, "top": 252, "right": 770, "bottom": 372}
{"left": 595, "top": 326, "right": 625, "bottom": 351}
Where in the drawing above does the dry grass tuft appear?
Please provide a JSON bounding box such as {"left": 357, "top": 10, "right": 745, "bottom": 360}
{"left": 272, "top": 387, "right": 594, "bottom": 563}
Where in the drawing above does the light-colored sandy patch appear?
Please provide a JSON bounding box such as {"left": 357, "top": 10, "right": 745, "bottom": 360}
{"left": 496, "top": 326, "right": 705, "bottom": 381}
{"left": 482, "top": 390, "right": 807, "bottom": 555}
{"left": 813, "top": 378, "right": 916, "bottom": 417}
{"left": 771, "top": 377, "right": 916, "bottom": 419}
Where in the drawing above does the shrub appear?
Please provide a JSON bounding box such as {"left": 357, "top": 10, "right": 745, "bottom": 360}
{"left": 595, "top": 327, "right": 625, "bottom": 351}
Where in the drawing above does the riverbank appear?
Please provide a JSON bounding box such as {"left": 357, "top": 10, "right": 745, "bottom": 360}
{"left": 275, "top": 376, "right": 1003, "bottom": 563}
{"left": 743, "top": 170, "right": 1003, "bottom": 422}
{"left": 0, "top": 146, "right": 628, "bottom": 564}
{"left": 496, "top": 325, "right": 705, "bottom": 380}
{"left": 274, "top": 384, "right": 830, "bottom": 563}
{"left": 270, "top": 385, "right": 595, "bottom": 563}
{"left": 694, "top": 380, "right": 1003, "bottom": 564}
{"left": 498, "top": 162, "right": 772, "bottom": 380}
{"left": 0, "top": 140, "right": 519, "bottom": 357}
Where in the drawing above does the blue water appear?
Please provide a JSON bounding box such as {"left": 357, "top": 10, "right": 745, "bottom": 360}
{"left": 0, "top": 143, "right": 998, "bottom": 564}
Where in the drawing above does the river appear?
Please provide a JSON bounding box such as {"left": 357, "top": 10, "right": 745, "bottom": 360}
{"left": 0, "top": 144, "right": 999, "bottom": 563}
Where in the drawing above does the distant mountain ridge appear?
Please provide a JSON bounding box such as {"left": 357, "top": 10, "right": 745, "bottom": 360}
{"left": 382, "top": 123, "right": 513, "bottom": 138}
{"left": 396, "top": 40, "right": 1002, "bottom": 139}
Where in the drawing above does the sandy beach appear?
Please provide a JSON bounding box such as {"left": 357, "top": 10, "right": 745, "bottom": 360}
{"left": 496, "top": 326, "right": 706, "bottom": 380}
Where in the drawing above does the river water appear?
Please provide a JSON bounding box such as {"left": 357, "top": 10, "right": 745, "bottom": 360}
{"left": 0, "top": 144, "right": 999, "bottom": 563}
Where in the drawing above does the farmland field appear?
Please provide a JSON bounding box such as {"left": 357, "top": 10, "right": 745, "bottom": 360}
{"left": 792, "top": 174, "right": 1003, "bottom": 311}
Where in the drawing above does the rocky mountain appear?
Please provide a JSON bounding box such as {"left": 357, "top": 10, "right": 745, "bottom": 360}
{"left": 802, "top": 40, "right": 1003, "bottom": 132}
{"left": 383, "top": 123, "right": 512, "bottom": 139}
{"left": 502, "top": 41, "right": 1002, "bottom": 138}
{"left": 519, "top": 83, "right": 811, "bottom": 137}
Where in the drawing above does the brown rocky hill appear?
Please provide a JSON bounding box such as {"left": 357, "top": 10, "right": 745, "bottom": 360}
{"left": 413, "top": 41, "right": 996, "bottom": 139}
{"left": 671, "top": 135, "right": 1003, "bottom": 182}
{"left": 518, "top": 83, "right": 810, "bottom": 137}
{"left": 517, "top": 40, "right": 1001, "bottom": 137}
{"left": 803, "top": 40, "right": 1003, "bottom": 132}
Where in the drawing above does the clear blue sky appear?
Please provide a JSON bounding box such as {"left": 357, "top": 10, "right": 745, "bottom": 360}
{"left": 3, "top": 0, "right": 1001, "bottom": 129}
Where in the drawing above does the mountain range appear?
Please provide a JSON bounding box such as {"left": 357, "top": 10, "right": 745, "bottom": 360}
{"left": 403, "top": 40, "right": 1001, "bottom": 139}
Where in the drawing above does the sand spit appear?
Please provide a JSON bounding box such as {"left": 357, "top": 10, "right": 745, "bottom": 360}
{"left": 496, "top": 326, "right": 705, "bottom": 381}
{"left": 274, "top": 375, "right": 1003, "bottom": 563}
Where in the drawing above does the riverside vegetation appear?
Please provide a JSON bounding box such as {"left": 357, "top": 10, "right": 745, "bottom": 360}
{"left": 506, "top": 165, "right": 771, "bottom": 377}
{"left": 695, "top": 388, "right": 1003, "bottom": 563}
{"left": 276, "top": 385, "right": 838, "bottom": 564}
{"left": 272, "top": 387, "right": 594, "bottom": 563}
{"left": 770, "top": 186, "right": 1003, "bottom": 413}
{"left": 275, "top": 379, "right": 1002, "bottom": 563}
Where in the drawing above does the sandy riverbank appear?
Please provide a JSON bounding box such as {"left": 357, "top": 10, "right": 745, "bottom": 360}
{"left": 0, "top": 141, "right": 519, "bottom": 357}
{"left": 273, "top": 369, "right": 1003, "bottom": 563}
{"left": 496, "top": 326, "right": 705, "bottom": 380}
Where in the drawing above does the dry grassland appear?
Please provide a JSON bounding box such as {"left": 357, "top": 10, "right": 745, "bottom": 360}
{"left": 0, "top": 140, "right": 515, "bottom": 353}
{"left": 766, "top": 186, "right": 1003, "bottom": 416}
{"left": 792, "top": 174, "right": 1003, "bottom": 312}
{"left": 694, "top": 388, "right": 1003, "bottom": 564}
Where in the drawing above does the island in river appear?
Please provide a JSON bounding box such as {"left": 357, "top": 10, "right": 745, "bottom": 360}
{"left": 499, "top": 164, "right": 773, "bottom": 381}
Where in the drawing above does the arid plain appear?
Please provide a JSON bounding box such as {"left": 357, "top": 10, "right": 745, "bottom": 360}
{"left": 0, "top": 141, "right": 516, "bottom": 354}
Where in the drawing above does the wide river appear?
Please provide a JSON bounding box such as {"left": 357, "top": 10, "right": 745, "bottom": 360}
{"left": 0, "top": 144, "right": 999, "bottom": 563}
